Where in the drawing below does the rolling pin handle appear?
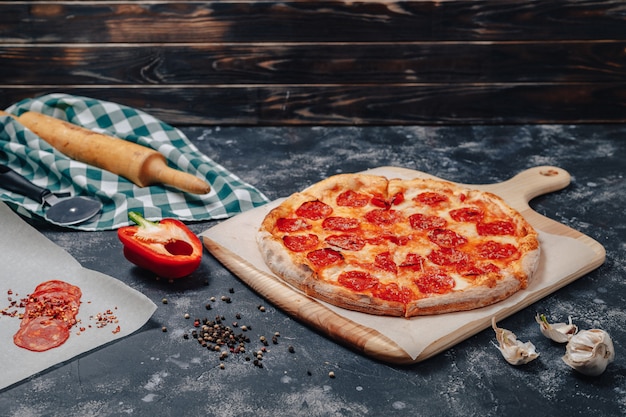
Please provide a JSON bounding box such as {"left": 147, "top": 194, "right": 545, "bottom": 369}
{"left": 141, "top": 155, "right": 211, "bottom": 194}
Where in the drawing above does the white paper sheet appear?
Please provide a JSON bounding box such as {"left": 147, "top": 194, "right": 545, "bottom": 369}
{"left": 0, "top": 202, "right": 157, "bottom": 390}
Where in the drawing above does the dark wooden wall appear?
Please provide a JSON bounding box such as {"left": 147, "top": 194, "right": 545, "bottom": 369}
{"left": 1, "top": 1, "right": 626, "bottom": 126}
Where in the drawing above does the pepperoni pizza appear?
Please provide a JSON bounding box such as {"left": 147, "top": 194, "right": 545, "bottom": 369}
{"left": 257, "top": 174, "right": 540, "bottom": 317}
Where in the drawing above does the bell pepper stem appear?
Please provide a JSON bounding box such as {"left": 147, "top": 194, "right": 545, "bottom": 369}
{"left": 128, "top": 211, "right": 158, "bottom": 228}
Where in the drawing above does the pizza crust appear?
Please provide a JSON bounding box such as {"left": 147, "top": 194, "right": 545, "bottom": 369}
{"left": 257, "top": 173, "right": 540, "bottom": 318}
{"left": 405, "top": 265, "right": 531, "bottom": 316}
{"left": 257, "top": 229, "right": 315, "bottom": 288}
{"left": 306, "top": 277, "right": 407, "bottom": 317}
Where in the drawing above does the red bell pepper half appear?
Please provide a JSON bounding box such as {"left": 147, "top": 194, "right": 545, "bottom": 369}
{"left": 117, "top": 212, "right": 203, "bottom": 279}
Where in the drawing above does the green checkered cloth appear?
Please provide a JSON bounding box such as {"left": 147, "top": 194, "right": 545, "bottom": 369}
{"left": 0, "top": 93, "right": 269, "bottom": 230}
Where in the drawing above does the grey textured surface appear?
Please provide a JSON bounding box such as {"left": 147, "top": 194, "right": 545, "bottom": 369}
{"left": 1, "top": 125, "right": 624, "bottom": 416}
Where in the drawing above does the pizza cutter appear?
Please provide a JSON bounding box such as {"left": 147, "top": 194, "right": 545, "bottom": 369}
{"left": 0, "top": 164, "right": 102, "bottom": 225}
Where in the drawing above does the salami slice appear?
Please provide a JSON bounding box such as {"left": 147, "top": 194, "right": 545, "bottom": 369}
{"left": 14, "top": 318, "right": 71, "bottom": 352}
{"left": 14, "top": 280, "right": 81, "bottom": 352}
{"left": 32, "top": 280, "right": 82, "bottom": 300}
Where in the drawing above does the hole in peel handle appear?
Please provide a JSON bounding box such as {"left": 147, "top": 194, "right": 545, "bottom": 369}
{"left": 0, "top": 164, "right": 49, "bottom": 203}
{"left": 506, "top": 166, "right": 572, "bottom": 201}
{"left": 475, "top": 166, "right": 571, "bottom": 206}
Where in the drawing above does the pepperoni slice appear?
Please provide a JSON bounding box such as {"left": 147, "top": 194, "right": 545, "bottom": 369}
{"left": 322, "top": 216, "right": 360, "bottom": 231}
{"left": 414, "top": 192, "right": 449, "bottom": 206}
{"left": 295, "top": 201, "right": 333, "bottom": 220}
{"left": 460, "top": 262, "right": 501, "bottom": 277}
{"left": 283, "top": 234, "right": 319, "bottom": 252}
{"left": 336, "top": 190, "right": 369, "bottom": 208}
{"left": 13, "top": 318, "right": 70, "bottom": 352}
{"left": 364, "top": 209, "right": 403, "bottom": 227}
{"left": 325, "top": 234, "right": 365, "bottom": 251}
{"left": 428, "top": 228, "right": 468, "bottom": 248}
{"left": 409, "top": 213, "right": 447, "bottom": 230}
{"left": 276, "top": 218, "right": 311, "bottom": 233}
{"left": 477, "top": 241, "right": 518, "bottom": 259}
{"left": 428, "top": 247, "right": 468, "bottom": 266}
{"left": 382, "top": 234, "right": 410, "bottom": 246}
{"left": 399, "top": 253, "right": 426, "bottom": 271}
{"left": 449, "top": 207, "right": 483, "bottom": 223}
{"left": 391, "top": 192, "right": 405, "bottom": 206}
{"left": 372, "top": 282, "right": 412, "bottom": 303}
{"left": 415, "top": 271, "right": 456, "bottom": 294}
{"left": 477, "top": 220, "right": 516, "bottom": 236}
{"left": 338, "top": 271, "right": 379, "bottom": 292}
{"left": 370, "top": 192, "right": 405, "bottom": 208}
{"left": 370, "top": 193, "right": 390, "bottom": 208}
{"left": 374, "top": 252, "right": 398, "bottom": 274}
{"left": 307, "top": 248, "right": 343, "bottom": 268}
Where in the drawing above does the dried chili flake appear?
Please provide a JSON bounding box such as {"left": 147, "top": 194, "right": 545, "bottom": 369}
{"left": 90, "top": 308, "right": 120, "bottom": 332}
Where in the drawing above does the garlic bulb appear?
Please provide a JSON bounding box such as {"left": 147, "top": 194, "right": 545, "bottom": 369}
{"left": 562, "top": 329, "right": 615, "bottom": 376}
{"left": 535, "top": 313, "right": 578, "bottom": 343}
{"left": 492, "top": 317, "right": 539, "bottom": 365}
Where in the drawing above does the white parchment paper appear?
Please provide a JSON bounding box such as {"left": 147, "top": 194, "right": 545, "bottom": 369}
{"left": 0, "top": 202, "right": 157, "bottom": 390}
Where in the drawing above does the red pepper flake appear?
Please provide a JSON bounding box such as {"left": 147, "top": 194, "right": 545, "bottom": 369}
{"left": 0, "top": 289, "right": 27, "bottom": 318}
{"left": 90, "top": 308, "right": 120, "bottom": 330}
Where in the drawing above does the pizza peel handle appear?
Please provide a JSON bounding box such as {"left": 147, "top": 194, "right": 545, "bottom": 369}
{"left": 470, "top": 166, "right": 571, "bottom": 209}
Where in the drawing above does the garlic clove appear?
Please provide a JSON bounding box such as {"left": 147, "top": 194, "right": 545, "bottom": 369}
{"left": 562, "top": 329, "right": 615, "bottom": 376}
{"left": 535, "top": 313, "right": 578, "bottom": 343}
{"left": 492, "top": 317, "right": 539, "bottom": 365}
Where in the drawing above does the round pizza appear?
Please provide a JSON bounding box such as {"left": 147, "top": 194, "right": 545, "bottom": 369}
{"left": 257, "top": 173, "right": 540, "bottom": 317}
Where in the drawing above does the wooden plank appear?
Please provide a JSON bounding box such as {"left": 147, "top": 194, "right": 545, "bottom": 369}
{"left": 2, "top": 1, "right": 626, "bottom": 43}
{"left": 2, "top": 41, "right": 626, "bottom": 85}
{"left": 3, "top": 83, "right": 625, "bottom": 125}
{"left": 3, "top": 1, "right": 625, "bottom": 125}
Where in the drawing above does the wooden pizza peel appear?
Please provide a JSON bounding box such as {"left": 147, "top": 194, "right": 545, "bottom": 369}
{"left": 200, "top": 166, "right": 606, "bottom": 364}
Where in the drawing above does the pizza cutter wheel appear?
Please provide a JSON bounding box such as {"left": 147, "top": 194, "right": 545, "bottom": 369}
{"left": 0, "top": 164, "right": 102, "bottom": 225}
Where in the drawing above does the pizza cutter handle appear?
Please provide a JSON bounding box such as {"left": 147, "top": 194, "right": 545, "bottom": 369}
{"left": 0, "top": 164, "right": 51, "bottom": 204}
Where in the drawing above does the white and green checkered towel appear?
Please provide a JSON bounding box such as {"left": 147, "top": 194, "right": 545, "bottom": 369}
{"left": 0, "top": 93, "right": 269, "bottom": 230}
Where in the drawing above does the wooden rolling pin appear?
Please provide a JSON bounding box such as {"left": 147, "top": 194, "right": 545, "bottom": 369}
{"left": 1, "top": 110, "right": 211, "bottom": 194}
